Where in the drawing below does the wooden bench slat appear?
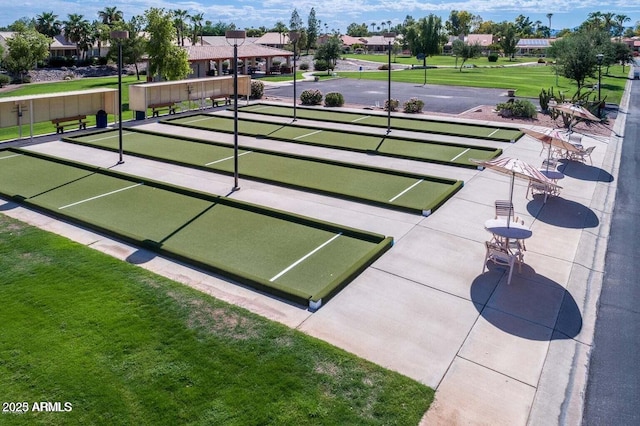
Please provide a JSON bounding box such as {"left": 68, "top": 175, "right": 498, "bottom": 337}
{"left": 52, "top": 115, "right": 87, "bottom": 134}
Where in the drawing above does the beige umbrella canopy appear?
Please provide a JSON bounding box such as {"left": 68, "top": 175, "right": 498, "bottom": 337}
{"left": 551, "top": 103, "right": 600, "bottom": 131}
{"left": 520, "top": 128, "right": 576, "bottom": 168}
{"left": 472, "top": 157, "right": 561, "bottom": 225}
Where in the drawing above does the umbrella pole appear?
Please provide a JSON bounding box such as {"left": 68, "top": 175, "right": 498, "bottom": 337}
{"left": 507, "top": 173, "right": 515, "bottom": 227}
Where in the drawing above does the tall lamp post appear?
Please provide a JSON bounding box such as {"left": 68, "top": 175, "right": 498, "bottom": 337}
{"left": 289, "top": 31, "right": 300, "bottom": 121}
{"left": 110, "top": 30, "right": 129, "bottom": 164}
{"left": 225, "top": 30, "right": 246, "bottom": 192}
{"left": 384, "top": 33, "right": 395, "bottom": 134}
{"left": 596, "top": 53, "right": 604, "bottom": 117}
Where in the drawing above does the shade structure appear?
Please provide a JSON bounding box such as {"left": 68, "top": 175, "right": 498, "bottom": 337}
{"left": 472, "top": 156, "right": 560, "bottom": 225}
{"left": 520, "top": 127, "right": 576, "bottom": 168}
{"left": 551, "top": 103, "right": 600, "bottom": 129}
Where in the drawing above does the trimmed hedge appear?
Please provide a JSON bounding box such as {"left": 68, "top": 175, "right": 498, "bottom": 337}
{"left": 301, "top": 89, "right": 323, "bottom": 105}
{"left": 324, "top": 92, "right": 344, "bottom": 107}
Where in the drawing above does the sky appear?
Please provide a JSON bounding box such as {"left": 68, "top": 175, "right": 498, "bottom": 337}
{"left": 1, "top": 0, "right": 639, "bottom": 34}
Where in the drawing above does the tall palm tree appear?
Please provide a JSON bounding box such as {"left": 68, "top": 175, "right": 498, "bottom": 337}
{"left": 387, "top": 20, "right": 392, "bottom": 33}
{"left": 546, "top": 13, "right": 553, "bottom": 34}
{"left": 98, "top": 7, "right": 123, "bottom": 26}
{"left": 586, "top": 11, "right": 603, "bottom": 30}
{"left": 370, "top": 22, "right": 376, "bottom": 35}
{"left": 602, "top": 12, "right": 615, "bottom": 34}
{"left": 36, "top": 11, "right": 61, "bottom": 38}
{"left": 63, "top": 13, "right": 91, "bottom": 59}
{"left": 189, "top": 12, "right": 204, "bottom": 45}
{"left": 614, "top": 14, "right": 630, "bottom": 40}
{"left": 173, "top": 9, "right": 189, "bottom": 46}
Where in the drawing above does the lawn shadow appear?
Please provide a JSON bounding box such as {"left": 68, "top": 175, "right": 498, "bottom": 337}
{"left": 558, "top": 160, "right": 614, "bottom": 182}
{"left": 126, "top": 246, "right": 158, "bottom": 264}
{"left": 527, "top": 195, "right": 599, "bottom": 228}
{"left": 471, "top": 263, "right": 582, "bottom": 340}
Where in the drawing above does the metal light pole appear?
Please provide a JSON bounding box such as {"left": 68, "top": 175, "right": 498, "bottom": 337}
{"left": 384, "top": 33, "right": 395, "bottom": 134}
{"left": 110, "top": 30, "right": 129, "bottom": 164}
{"left": 225, "top": 30, "right": 246, "bottom": 192}
{"left": 289, "top": 31, "right": 300, "bottom": 121}
{"left": 596, "top": 53, "right": 604, "bottom": 117}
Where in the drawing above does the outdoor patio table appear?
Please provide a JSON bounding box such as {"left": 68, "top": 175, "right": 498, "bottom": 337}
{"left": 484, "top": 218, "right": 533, "bottom": 242}
{"left": 539, "top": 169, "right": 565, "bottom": 183}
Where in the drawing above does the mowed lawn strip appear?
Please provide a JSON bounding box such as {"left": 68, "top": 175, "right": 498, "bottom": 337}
{"left": 0, "top": 213, "right": 433, "bottom": 425}
{"left": 0, "top": 149, "right": 391, "bottom": 305}
{"left": 65, "top": 129, "right": 462, "bottom": 215}
{"left": 239, "top": 103, "right": 522, "bottom": 142}
{"left": 167, "top": 114, "right": 501, "bottom": 167}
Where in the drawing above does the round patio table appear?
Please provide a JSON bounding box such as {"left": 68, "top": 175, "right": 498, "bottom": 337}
{"left": 484, "top": 218, "right": 533, "bottom": 241}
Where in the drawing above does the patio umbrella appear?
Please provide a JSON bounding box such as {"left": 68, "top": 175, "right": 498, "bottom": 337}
{"left": 520, "top": 128, "right": 576, "bottom": 170}
{"left": 472, "top": 156, "right": 560, "bottom": 226}
{"left": 551, "top": 103, "right": 600, "bottom": 131}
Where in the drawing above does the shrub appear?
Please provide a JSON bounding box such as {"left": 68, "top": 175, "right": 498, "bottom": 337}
{"left": 384, "top": 99, "right": 399, "bottom": 112}
{"left": 250, "top": 80, "right": 264, "bottom": 99}
{"left": 299, "top": 62, "right": 309, "bottom": 71}
{"left": 0, "top": 74, "right": 10, "bottom": 88}
{"left": 488, "top": 53, "right": 499, "bottom": 62}
{"left": 313, "top": 59, "right": 329, "bottom": 71}
{"left": 324, "top": 92, "right": 344, "bottom": 107}
{"left": 403, "top": 98, "right": 424, "bottom": 113}
{"left": 300, "top": 89, "right": 323, "bottom": 105}
{"left": 495, "top": 99, "right": 537, "bottom": 118}
{"left": 378, "top": 64, "right": 390, "bottom": 70}
{"left": 537, "top": 58, "right": 546, "bottom": 63}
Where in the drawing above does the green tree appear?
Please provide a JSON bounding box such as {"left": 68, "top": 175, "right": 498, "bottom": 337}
{"left": 547, "top": 30, "right": 612, "bottom": 90}
{"left": 514, "top": 14, "right": 533, "bottom": 37}
{"left": 272, "top": 21, "right": 288, "bottom": 46}
{"left": 189, "top": 12, "right": 204, "bottom": 45}
{"left": 314, "top": 34, "right": 341, "bottom": 74}
{"left": 405, "top": 15, "right": 444, "bottom": 67}
{"left": 98, "top": 7, "right": 123, "bottom": 26}
{"left": 452, "top": 39, "right": 482, "bottom": 71}
{"left": 613, "top": 14, "right": 630, "bottom": 40}
{"left": 35, "top": 11, "right": 61, "bottom": 38}
{"left": 145, "top": 8, "right": 190, "bottom": 81}
{"left": 173, "top": 9, "right": 189, "bottom": 46}
{"left": 445, "top": 10, "right": 475, "bottom": 36}
{"left": 63, "top": 14, "right": 92, "bottom": 59}
{"left": 346, "top": 22, "right": 368, "bottom": 37}
{"left": 497, "top": 22, "right": 519, "bottom": 60}
{"left": 289, "top": 9, "right": 303, "bottom": 31}
{"left": 111, "top": 16, "right": 146, "bottom": 79}
{"left": 306, "top": 8, "right": 319, "bottom": 54}
{"left": 4, "top": 28, "right": 51, "bottom": 82}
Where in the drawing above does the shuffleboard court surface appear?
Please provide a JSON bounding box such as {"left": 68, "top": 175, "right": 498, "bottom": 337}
{"left": 65, "top": 129, "right": 462, "bottom": 216}
{"left": 238, "top": 104, "right": 522, "bottom": 142}
{"left": 165, "top": 114, "right": 501, "bottom": 168}
{"left": 0, "top": 148, "right": 392, "bottom": 309}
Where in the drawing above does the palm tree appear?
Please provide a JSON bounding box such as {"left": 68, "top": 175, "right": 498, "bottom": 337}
{"left": 98, "top": 7, "right": 123, "bottom": 26}
{"left": 586, "top": 11, "right": 603, "bottom": 30}
{"left": 614, "top": 14, "right": 630, "bottom": 40}
{"left": 63, "top": 13, "right": 91, "bottom": 59}
{"left": 272, "top": 21, "right": 288, "bottom": 46}
{"left": 370, "top": 22, "right": 376, "bottom": 35}
{"left": 189, "top": 12, "right": 204, "bottom": 45}
{"left": 602, "top": 12, "right": 615, "bottom": 34}
{"left": 387, "top": 20, "right": 392, "bottom": 33}
{"left": 546, "top": 13, "right": 553, "bottom": 34}
{"left": 173, "top": 9, "right": 189, "bottom": 46}
{"left": 36, "top": 11, "right": 61, "bottom": 38}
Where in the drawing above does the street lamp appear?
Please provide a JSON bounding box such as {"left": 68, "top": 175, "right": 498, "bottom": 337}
{"left": 289, "top": 31, "right": 300, "bottom": 121}
{"left": 110, "top": 30, "right": 129, "bottom": 164}
{"left": 596, "top": 53, "right": 604, "bottom": 117}
{"left": 225, "top": 30, "right": 246, "bottom": 192}
{"left": 384, "top": 33, "right": 395, "bottom": 134}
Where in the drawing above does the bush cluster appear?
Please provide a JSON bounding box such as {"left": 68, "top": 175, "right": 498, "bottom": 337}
{"left": 299, "top": 62, "right": 309, "bottom": 71}
{"left": 378, "top": 64, "right": 390, "bottom": 70}
{"left": 488, "top": 53, "right": 499, "bottom": 62}
{"left": 250, "top": 80, "right": 264, "bottom": 99}
{"left": 47, "top": 56, "right": 77, "bottom": 68}
{"left": 300, "top": 89, "right": 323, "bottom": 105}
{"left": 495, "top": 99, "right": 537, "bottom": 118}
{"left": 313, "top": 60, "right": 329, "bottom": 71}
{"left": 324, "top": 92, "right": 344, "bottom": 107}
{"left": 384, "top": 99, "right": 399, "bottom": 112}
{"left": 0, "top": 74, "right": 10, "bottom": 88}
{"left": 403, "top": 98, "right": 424, "bottom": 113}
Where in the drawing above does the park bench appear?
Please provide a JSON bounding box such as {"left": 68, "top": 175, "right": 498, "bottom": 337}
{"left": 149, "top": 102, "right": 178, "bottom": 117}
{"left": 52, "top": 115, "right": 87, "bottom": 134}
{"left": 210, "top": 95, "right": 231, "bottom": 107}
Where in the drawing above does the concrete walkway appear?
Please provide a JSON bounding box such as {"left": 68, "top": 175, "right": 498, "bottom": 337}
{"left": 0, "top": 84, "right": 630, "bottom": 424}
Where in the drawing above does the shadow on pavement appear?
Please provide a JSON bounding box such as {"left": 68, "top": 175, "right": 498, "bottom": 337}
{"left": 471, "top": 263, "right": 582, "bottom": 340}
{"left": 527, "top": 196, "right": 599, "bottom": 228}
{"left": 558, "top": 160, "right": 614, "bottom": 182}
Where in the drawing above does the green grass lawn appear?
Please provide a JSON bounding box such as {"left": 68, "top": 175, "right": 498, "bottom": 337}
{"left": 0, "top": 213, "right": 433, "bottom": 425}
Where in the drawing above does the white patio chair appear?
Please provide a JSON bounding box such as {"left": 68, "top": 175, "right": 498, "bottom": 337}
{"left": 570, "top": 145, "right": 595, "bottom": 165}
{"left": 483, "top": 241, "right": 522, "bottom": 285}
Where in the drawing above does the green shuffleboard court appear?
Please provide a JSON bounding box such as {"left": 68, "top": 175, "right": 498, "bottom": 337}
{"left": 0, "top": 148, "right": 392, "bottom": 309}
{"left": 238, "top": 103, "right": 523, "bottom": 142}
{"left": 65, "top": 129, "right": 463, "bottom": 216}
{"left": 164, "top": 114, "right": 502, "bottom": 168}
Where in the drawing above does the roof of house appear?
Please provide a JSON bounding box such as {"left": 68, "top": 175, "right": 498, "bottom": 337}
{"left": 467, "top": 34, "right": 493, "bottom": 46}
{"left": 183, "top": 43, "right": 292, "bottom": 61}
{"left": 254, "top": 32, "right": 289, "bottom": 45}
{"left": 516, "top": 38, "right": 554, "bottom": 48}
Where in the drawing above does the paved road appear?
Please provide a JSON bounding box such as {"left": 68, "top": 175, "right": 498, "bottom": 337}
{"left": 583, "top": 73, "right": 640, "bottom": 424}
{"left": 264, "top": 77, "right": 514, "bottom": 114}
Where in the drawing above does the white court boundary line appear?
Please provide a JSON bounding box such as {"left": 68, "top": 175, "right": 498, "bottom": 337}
{"left": 488, "top": 129, "right": 500, "bottom": 137}
{"left": 182, "top": 116, "right": 215, "bottom": 125}
{"left": 293, "top": 130, "right": 322, "bottom": 140}
{"left": 270, "top": 233, "right": 342, "bottom": 282}
{"left": 389, "top": 179, "right": 423, "bottom": 202}
{"left": 59, "top": 183, "right": 142, "bottom": 210}
{"left": 0, "top": 154, "right": 23, "bottom": 160}
{"left": 351, "top": 115, "right": 370, "bottom": 123}
{"left": 450, "top": 148, "right": 470, "bottom": 162}
{"left": 88, "top": 131, "right": 134, "bottom": 143}
{"left": 205, "top": 151, "right": 253, "bottom": 166}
